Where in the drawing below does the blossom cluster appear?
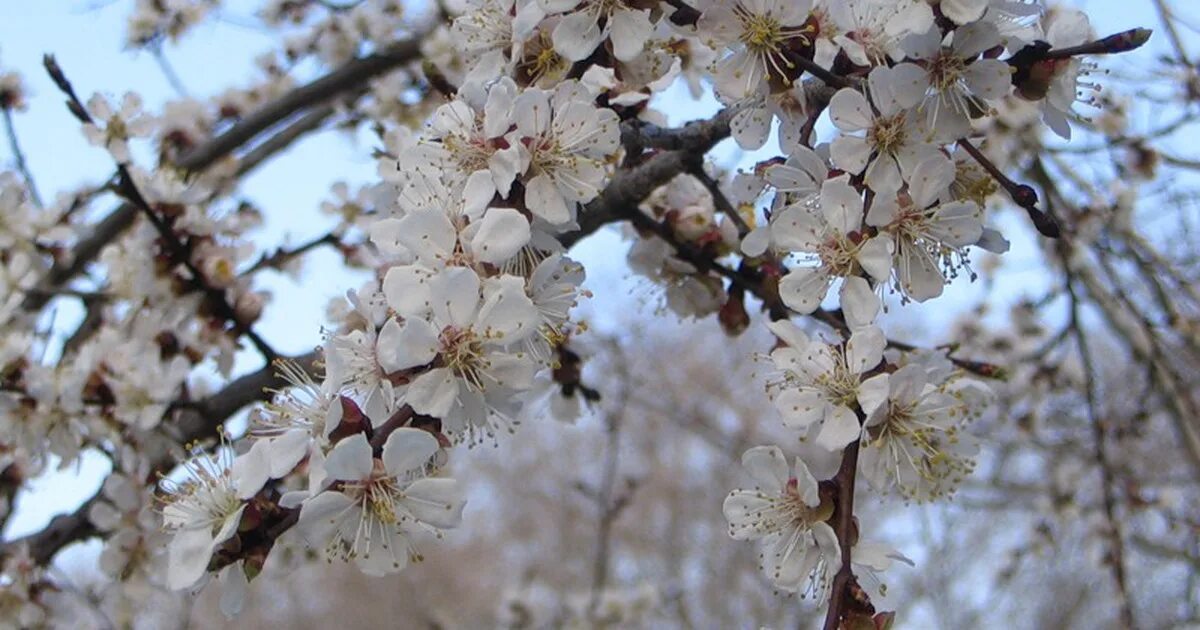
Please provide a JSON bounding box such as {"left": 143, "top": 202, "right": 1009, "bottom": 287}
{"left": 0, "top": 0, "right": 1147, "bottom": 624}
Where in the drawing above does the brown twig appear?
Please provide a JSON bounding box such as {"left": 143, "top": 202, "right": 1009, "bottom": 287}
{"left": 822, "top": 438, "right": 862, "bottom": 630}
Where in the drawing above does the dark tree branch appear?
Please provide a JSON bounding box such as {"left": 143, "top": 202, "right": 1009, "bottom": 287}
{"left": 0, "top": 352, "right": 320, "bottom": 565}
{"left": 23, "top": 38, "right": 424, "bottom": 313}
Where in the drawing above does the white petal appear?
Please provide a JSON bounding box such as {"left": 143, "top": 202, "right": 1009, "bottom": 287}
{"left": 609, "top": 9, "right": 654, "bottom": 62}
{"left": 740, "top": 446, "right": 788, "bottom": 492}
{"left": 381, "top": 264, "right": 434, "bottom": 319}
{"left": 324, "top": 433, "right": 373, "bottom": 481}
{"left": 840, "top": 276, "right": 879, "bottom": 330}
{"left": 857, "top": 373, "right": 891, "bottom": 419}
{"left": 405, "top": 368, "right": 460, "bottom": 418}
{"left": 382, "top": 428, "right": 439, "bottom": 474}
{"left": 376, "top": 317, "right": 439, "bottom": 373}
{"left": 525, "top": 173, "right": 572, "bottom": 224}
{"left": 403, "top": 478, "right": 466, "bottom": 528}
{"left": 217, "top": 563, "right": 249, "bottom": 619}
{"left": 731, "top": 106, "right": 772, "bottom": 150}
{"left": 856, "top": 236, "right": 894, "bottom": 283}
{"left": 552, "top": 13, "right": 602, "bottom": 62}
{"left": 830, "top": 136, "right": 871, "bottom": 175}
{"left": 467, "top": 208, "right": 531, "bottom": 264}
{"left": 477, "top": 275, "right": 539, "bottom": 341}
{"left": 167, "top": 528, "right": 216, "bottom": 590}
{"left": 829, "top": 88, "right": 872, "bottom": 131}
{"left": 431, "top": 266, "right": 482, "bottom": 329}
{"left": 779, "top": 267, "right": 832, "bottom": 314}
{"left": 267, "top": 429, "right": 312, "bottom": 478}
{"left": 231, "top": 441, "right": 271, "bottom": 500}
{"left": 776, "top": 388, "right": 826, "bottom": 435}
{"left": 816, "top": 404, "right": 861, "bottom": 451}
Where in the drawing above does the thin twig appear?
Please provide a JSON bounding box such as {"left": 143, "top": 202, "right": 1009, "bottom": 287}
{"left": 2, "top": 106, "right": 43, "bottom": 207}
{"left": 149, "top": 41, "right": 190, "bottom": 97}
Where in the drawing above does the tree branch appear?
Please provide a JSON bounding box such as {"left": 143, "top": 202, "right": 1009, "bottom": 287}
{"left": 0, "top": 352, "right": 320, "bottom": 565}
{"left": 23, "top": 38, "right": 424, "bottom": 313}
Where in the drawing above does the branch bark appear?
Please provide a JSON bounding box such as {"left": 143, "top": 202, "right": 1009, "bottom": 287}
{"left": 0, "top": 352, "right": 319, "bottom": 565}
{"left": 23, "top": 39, "right": 423, "bottom": 313}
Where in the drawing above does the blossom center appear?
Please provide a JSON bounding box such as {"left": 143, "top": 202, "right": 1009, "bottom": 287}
{"left": 738, "top": 11, "right": 786, "bottom": 54}
{"left": 868, "top": 113, "right": 907, "bottom": 156}
{"left": 439, "top": 326, "right": 487, "bottom": 390}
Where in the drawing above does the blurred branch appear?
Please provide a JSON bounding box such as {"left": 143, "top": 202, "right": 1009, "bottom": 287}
{"left": 0, "top": 352, "right": 320, "bottom": 565}
{"left": 2, "top": 105, "right": 43, "bottom": 207}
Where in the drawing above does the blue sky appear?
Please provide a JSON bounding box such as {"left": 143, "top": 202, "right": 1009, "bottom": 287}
{"left": 0, "top": 0, "right": 1183, "bottom": 559}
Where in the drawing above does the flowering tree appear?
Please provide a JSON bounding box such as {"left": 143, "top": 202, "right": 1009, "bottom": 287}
{"left": 0, "top": 0, "right": 1194, "bottom": 627}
